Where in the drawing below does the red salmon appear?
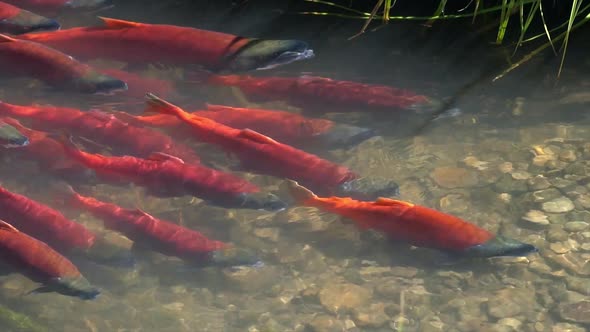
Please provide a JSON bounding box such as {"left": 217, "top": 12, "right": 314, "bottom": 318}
{"left": 18, "top": 17, "right": 313, "bottom": 72}
{"left": 58, "top": 184, "right": 261, "bottom": 267}
{"left": 0, "top": 33, "right": 126, "bottom": 94}
{"left": 207, "top": 74, "right": 435, "bottom": 112}
{"left": 0, "top": 100, "right": 200, "bottom": 163}
{"left": 116, "top": 103, "right": 375, "bottom": 148}
{"left": 286, "top": 180, "right": 538, "bottom": 259}
{"left": 0, "top": 1, "right": 60, "bottom": 34}
{"left": 55, "top": 135, "right": 287, "bottom": 211}
{"left": 145, "top": 94, "right": 399, "bottom": 200}
{"left": 0, "top": 219, "right": 99, "bottom": 299}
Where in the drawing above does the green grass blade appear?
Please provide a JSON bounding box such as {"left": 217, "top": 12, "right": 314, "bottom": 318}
{"left": 558, "top": 0, "right": 583, "bottom": 78}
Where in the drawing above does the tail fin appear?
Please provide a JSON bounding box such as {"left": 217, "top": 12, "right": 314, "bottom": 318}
{"left": 1, "top": 117, "right": 34, "bottom": 136}
{"left": 283, "top": 180, "right": 317, "bottom": 204}
{"left": 144, "top": 93, "right": 184, "bottom": 117}
{"left": 49, "top": 180, "right": 79, "bottom": 207}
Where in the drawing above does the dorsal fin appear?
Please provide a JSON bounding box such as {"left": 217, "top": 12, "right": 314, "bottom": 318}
{"left": 205, "top": 104, "right": 235, "bottom": 112}
{"left": 374, "top": 197, "right": 414, "bottom": 207}
{"left": 0, "top": 34, "right": 17, "bottom": 43}
{"left": 0, "top": 220, "right": 18, "bottom": 233}
{"left": 147, "top": 152, "right": 185, "bottom": 164}
{"left": 238, "top": 129, "right": 277, "bottom": 144}
{"left": 129, "top": 208, "right": 154, "bottom": 219}
{"left": 98, "top": 17, "right": 141, "bottom": 29}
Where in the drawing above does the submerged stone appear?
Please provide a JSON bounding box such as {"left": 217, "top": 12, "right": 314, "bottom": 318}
{"left": 542, "top": 197, "right": 575, "bottom": 213}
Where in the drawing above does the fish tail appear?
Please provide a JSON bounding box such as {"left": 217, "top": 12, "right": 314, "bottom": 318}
{"left": 49, "top": 180, "right": 80, "bottom": 207}
{"left": 144, "top": 93, "right": 184, "bottom": 117}
{"left": 284, "top": 179, "right": 317, "bottom": 204}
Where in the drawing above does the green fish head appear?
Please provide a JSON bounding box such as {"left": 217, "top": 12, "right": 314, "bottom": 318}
{"left": 225, "top": 39, "right": 314, "bottom": 72}
{"left": 0, "top": 122, "right": 29, "bottom": 148}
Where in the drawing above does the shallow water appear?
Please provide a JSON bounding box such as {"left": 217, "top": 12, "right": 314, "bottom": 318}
{"left": 0, "top": 1, "right": 589, "bottom": 332}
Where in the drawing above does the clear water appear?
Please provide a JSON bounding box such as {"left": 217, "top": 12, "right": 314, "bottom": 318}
{"left": 0, "top": 2, "right": 589, "bottom": 332}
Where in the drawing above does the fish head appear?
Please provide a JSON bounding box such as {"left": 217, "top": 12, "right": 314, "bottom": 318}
{"left": 0, "top": 122, "right": 29, "bottom": 148}
{"left": 209, "top": 247, "right": 263, "bottom": 268}
{"left": 461, "top": 236, "right": 538, "bottom": 259}
{"left": 226, "top": 39, "right": 314, "bottom": 72}
{"left": 72, "top": 71, "right": 128, "bottom": 95}
{"left": 317, "top": 123, "right": 377, "bottom": 148}
{"left": 0, "top": 10, "right": 60, "bottom": 35}
{"left": 336, "top": 177, "right": 400, "bottom": 201}
{"left": 44, "top": 277, "right": 100, "bottom": 300}
{"left": 64, "top": 0, "right": 114, "bottom": 10}
{"left": 233, "top": 192, "right": 288, "bottom": 212}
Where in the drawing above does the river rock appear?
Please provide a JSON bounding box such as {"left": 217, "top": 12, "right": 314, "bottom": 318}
{"left": 306, "top": 315, "right": 345, "bottom": 332}
{"left": 431, "top": 167, "right": 478, "bottom": 188}
{"left": 318, "top": 282, "right": 373, "bottom": 314}
{"left": 542, "top": 197, "right": 575, "bottom": 213}
{"left": 439, "top": 193, "right": 469, "bottom": 214}
{"left": 486, "top": 288, "right": 535, "bottom": 319}
{"left": 352, "top": 303, "right": 389, "bottom": 328}
{"left": 566, "top": 277, "right": 590, "bottom": 295}
{"left": 521, "top": 210, "right": 550, "bottom": 227}
{"left": 527, "top": 176, "right": 552, "bottom": 190}
{"left": 532, "top": 188, "right": 563, "bottom": 203}
{"left": 564, "top": 221, "right": 590, "bottom": 232}
{"left": 557, "top": 300, "right": 590, "bottom": 324}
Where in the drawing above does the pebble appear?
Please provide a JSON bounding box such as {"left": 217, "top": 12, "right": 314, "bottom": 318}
{"left": 511, "top": 170, "right": 531, "bottom": 180}
{"left": 528, "top": 176, "right": 552, "bottom": 190}
{"left": 549, "top": 242, "right": 571, "bottom": 254}
{"left": 486, "top": 288, "right": 533, "bottom": 319}
{"left": 564, "top": 221, "right": 590, "bottom": 232}
{"left": 439, "top": 193, "right": 469, "bottom": 214}
{"left": 352, "top": 303, "right": 389, "bottom": 328}
{"left": 521, "top": 210, "right": 550, "bottom": 226}
{"left": 544, "top": 252, "right": 590, "bottom": 276}
{"left": 574, "top": 195, "right": 590, "bottom": 209}
{"left": 431, "top": 167, "right": 479, "bottom": 188}
{"left": 532, "top": 188, "right": 563, "bottom": 203}
{"left": 559, "top": 150, "right": 577, "bottom": 162}
{"left": 557, "top": 300, "right": 590, "bottom": 324}
{"left": 566, "top": 277, "right": 590, "bottom": 295}
{"left": 318, "top": 282, "right": 373, "bottom": 314}
{"left": 306, "top": 315, "right": 345, "bottom": 332}
{"left": 542, "top": 197, "right": 575, "bottom": 213}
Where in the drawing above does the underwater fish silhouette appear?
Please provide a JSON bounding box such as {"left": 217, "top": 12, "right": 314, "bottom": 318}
{"left": 206, "top": 74, "right": 436, "bottom": 113}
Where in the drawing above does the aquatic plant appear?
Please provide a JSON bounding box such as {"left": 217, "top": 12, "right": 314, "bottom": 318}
{"left": 298, "top": 0, "right": 590, "bottom": 79}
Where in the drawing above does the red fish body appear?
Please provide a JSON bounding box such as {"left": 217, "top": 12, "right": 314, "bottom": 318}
{"left": 57, "top": 138, "right": 286, "bottom": 211}
{"left": 65, "top": 186, "right": 231, "bottom": 262}
{"left": 0, "top": 34, "right": 127, "bottom": 94}
{"left": 99, "top": 68, "right": 177, "bottom": 100}
{"left": 207, "top": 74, "right": 433, "bottom": 112}
{"left": 0, "top": 1, "right": 60, "bottom": 35}
{"left": 1, "top": 0, "right": 111, "bottom": 15}
{"left": 0, "top": 219, "right": 99, "bottom": 299}
{"left": 18, "top": 17, "right": 313, "bottom": 72}
{"left": 0, "top": 184, "right": 96, "bottom": 253}
{"left": 0, "top": 101, "right": 200, "bottom": 163}
{"left": 145, "top": 95, "right": 359, "bottom": 195}
{"left": 116, "top": 103, "right": 373, "bottom": 148}
{"left": 0, "top": 117, "right": 98, "bottom": 181}
{"left": 286, "top": 180, "right": 537, "bottom": 258}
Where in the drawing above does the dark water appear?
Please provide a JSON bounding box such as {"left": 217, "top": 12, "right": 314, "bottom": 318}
{"left": 0, "top": 1, "right": 589, "bottom": 331}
